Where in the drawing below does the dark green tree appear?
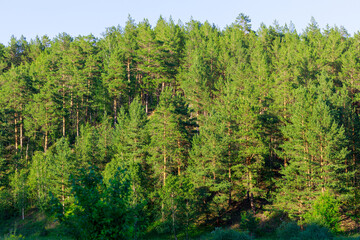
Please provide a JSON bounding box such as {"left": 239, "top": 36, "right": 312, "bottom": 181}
{"left": 147, "top": 88, "right": 191, "bottom": 221}
{"left": 275, "top": 76, "right": 350, "bottom": 222}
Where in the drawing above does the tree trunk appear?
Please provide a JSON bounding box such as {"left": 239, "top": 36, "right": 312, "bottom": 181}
{"left": 76, "top": 103, "right": 79, "bottom": 137}
{"left": 250, "top": 192, "right": 255, "bottom": 215}
{"left": 145, "top": 93, "right": 148, "bottom": 114}
{"left": 163, "top": 149, "right": 167, "bottom": 189}
{"left": 14, "top": 113, "right": 18, "bottom": 150}
{"left": 228, "top": 124, "right": 232, "bottom": 208}
{"left": 62, "top": 116, "right": 66, "bottom": 137}
{"left": 228, "top": 164, "right": 232, "bottom": 208}
{"left": 247, "top": 157, "right": 256, "bottom": 214}
{"left": 62, "top": 83, "right": 66, "bottom": 137}
{"left": 127, "top": 59, "right": 131, "bottom": 83}
{"left": 177, "top": 139, "right": 181, "bottom": 175}
{"left": 162, "top": 118, "right": 167, "bottom": 221}
{"left": 172, "top": 193, "right": 178, "bottom": 240}
{"left": 19, "top": 115, "right": 23, "bottom": 149}
{"left": 185, "top": 200, "right": 190, "bottom": 240}
{"left": 113, "top": 97, "right": 117, "bottom": 126}
{"left": 127, "top": 59, "right": 132, "bottom": 106}
{"left": 61, "top": 172, "right": 65, "bottom": 212}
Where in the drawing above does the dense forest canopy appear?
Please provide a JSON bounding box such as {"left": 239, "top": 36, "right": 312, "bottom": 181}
{"left": 1, "top": 14, "right": 360, "bottom": 239}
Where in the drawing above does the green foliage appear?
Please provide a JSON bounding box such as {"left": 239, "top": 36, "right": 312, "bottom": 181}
{"left": 2, "top": 234, "right": 25, "bottom": 240}
{"left": 52, "top": 166, "right": 144, "bottom": 240}
{"left": 3, "top": 15, "right": 360, "bottom": 238}
{"left": 0, "top": 189, "right": 13, "bottom": 219}
{"left": 304, "top": 192, "right": 341, "bottom": 232}
{"left": 298, "top": 224, "right": 333, "bottom": 240}
{"left": 276, "top": 221, "right": 333, "bottom": 240}
{"left": 275, "top": 76, "right": 350, "bottom": 220}
{"left": 27, "top": 151, "right": 50, "bottom": 210}
{"left": 156, "top": 174, "right": 196, "bottom": 238}
{"left": 204, "top": 227, "right": 252, "bottom": 240}
{"left": 9, "top": 169, "right": 29, "bottom": 219}
{"left": 276, "top": 221, "right": 301, "bottom": 240}
{"left": 239, "top": 211, "right": 260, "bottom": 235}
{"left": 335, "top": 236, "right": 360, "bottom": 240}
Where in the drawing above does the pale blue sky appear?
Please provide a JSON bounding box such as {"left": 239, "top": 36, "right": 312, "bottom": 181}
{"left": 1, "top": 0, "right": 359, "bottom": 45}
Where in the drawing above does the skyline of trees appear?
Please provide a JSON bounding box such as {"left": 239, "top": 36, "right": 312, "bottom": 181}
{"left": 1, "top": 14, "right": 360, "bottom": 238}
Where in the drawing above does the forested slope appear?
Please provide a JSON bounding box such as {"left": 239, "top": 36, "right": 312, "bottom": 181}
{"left": 1, "top": 14, "right": 359, "bottom": 238}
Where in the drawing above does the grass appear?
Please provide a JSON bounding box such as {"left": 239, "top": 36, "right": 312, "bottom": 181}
{"left": 1, "top": 209, "right": 360, "bottom": 240}
{"left": 0, "top": 209, "right": 72, "bottom": 240}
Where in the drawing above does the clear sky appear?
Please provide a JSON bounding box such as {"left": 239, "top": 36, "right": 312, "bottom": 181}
{"left": 1, "top": 0, "right": 360, "bottom": 45}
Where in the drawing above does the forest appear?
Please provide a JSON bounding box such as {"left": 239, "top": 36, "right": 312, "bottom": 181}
{"left": 1, "top": 14, "right": 360, "bottom": 239}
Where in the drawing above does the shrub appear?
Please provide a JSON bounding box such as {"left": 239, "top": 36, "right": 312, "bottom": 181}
{"left": 299, "top": 224, "right": 333, "bottom": 240}
{"left": 334, "top": 237, "right": 360, "bottom": 240}
{"left": 277, "top": 221, "right": 333, "bottom": 240}
{"left": 3, "top": 234, "right": 25, "bottom": 240}
{"left": 240, "top": 211, "right": 260, "bottom": 236}
{"left": 206, "top": 227, "right": 252, "bottom": 240}
{"left": 0, "top": 189, "right": 14, "bottom": 220}
{"left": 304, "top": 192, "right": 341, "bottom": 232}
{"left": 276, "top": 221, "right": 301, "bottom": 240}
{"left": 51, "top": 167, "right": 145, "bottom": 240}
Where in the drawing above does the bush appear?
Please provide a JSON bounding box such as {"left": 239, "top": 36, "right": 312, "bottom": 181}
{"left": 0, "top": 190, "right": 14, "bottom": 220}
{"left": 299, "top": 224, "right": 333, "bottom": 240}
{"left": 334, "top": 237, "right": 360, "bottom": 240}
{"left": 51, "top": 167, "right": 145, "bottom": 240}
{"left": 205, "top": 227, "right": 252, "bottom": 240}
{"left": 240, "top": 211, "right": 260, "bottom": 236}
{"left": 2, "top": 234, "right": 25, "bottom": 240}
{"left": 304, "top": 192, "right": 341, "bottom": 232}
{"left": 276, "top": 221, "right": 333, "bottom": 240}
{"left": 276, "top": 221, "right": 301, "bottom": 240}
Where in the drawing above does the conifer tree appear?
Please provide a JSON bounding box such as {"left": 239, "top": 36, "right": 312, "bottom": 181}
{"left": 123, "top": 16, "right": 139, "bottom": 103}
{"left": 147, "top": 88, "right": 191, "bottom": 220}
{"left": 105, "top": 98, "right": 148, "bottom": 203}
{"left": 154, "top": 16, "right": 184, "bottom": 91}
{"left": 25, "top": 53, "right": 62, "bottom": 152}
{"left": 136, "top": 19, "right": 158, "bottom": 113}
{"left": 178, "top": 21, "right": 221, "bottom": 119}
{"left": 275, "top": 76, "right": 350, "bottom": 221}
{"left": 10, "top": 168, "right": 29, "bottom": 219}
{"left": 339, "top": 33, "right": 360, "bottom": 217}
{"left": 45, "top": 33, "right": 73, "bottom": 138}
{"left": 48, "top": 137, "right": 75, "bottom": 208}
{"left": 188, "top": 109, "right": 230, "bottom": 221}
{"left": 0, "top": 65, "right": 33, "bottom": 153}
{"left": 101, "top": 27, "right": 128, "bottom": 124}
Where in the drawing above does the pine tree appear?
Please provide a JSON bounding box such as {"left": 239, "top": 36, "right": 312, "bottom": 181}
{"left": 147, "top": 88, "right": 191, "bottom": 221}
{"left": 47, "top": 137, "right": 75, "bottom": 209}
{"left": 123, "top": 16, "right": 139, "bottom": 103}
{"left": 101, "top": 27, "right": 128, "bottom": 125}
{"left": 275, "top": 76, "right": 350, "bottom": 221}
{"left": 10, "top": 168, "right": 29, "bottom": 219}
{"left": 105, "top": 98, "right": 148, "bottom": 202}
{"left": 25, "top": 52, "right": 61, "bottom": 152}
{"left": 50, "top": 33, "right": 74, "bottom": 138}
{"left": 271, "top": 28, "right": 301, "bottom": 119}
{"left": 27, "top": 151, "right": 51, "bottom": 209}
{"left": 75, "top": 124, "right": 98, "bottom": 169}
{"left": 160, "top": 174, "right": 196, "bottom": 239}
{"left": 178, "top": 20, "right": 221, "bottom": 119}
{"left": 0, "top": 64, "right": 34, "bottom": 154}
{"left": 154, "top": 16, "right": 184, "bottom": 91}
{"left": 188, "top": 109, "right": 230, "bottom": 222}
{"left": 339, "top": 33, "right": 360, "bottom": 217}
{"left": 136, "top": 19, "right": 158, "bottom": 113}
